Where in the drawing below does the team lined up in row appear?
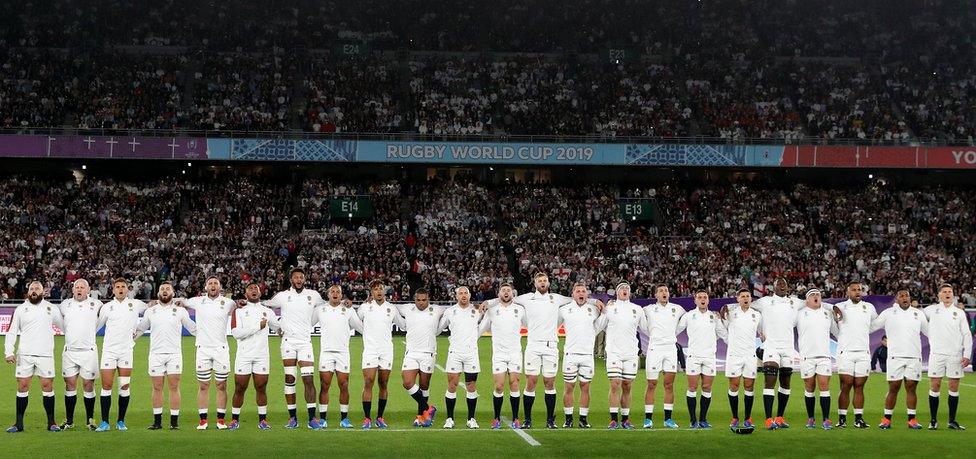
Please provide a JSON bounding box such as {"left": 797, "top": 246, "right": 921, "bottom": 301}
{"left": 4, "top": 270, "right": 973, "bottom": 433}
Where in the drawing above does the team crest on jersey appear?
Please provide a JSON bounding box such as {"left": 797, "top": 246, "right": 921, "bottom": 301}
{"left": 632, "top": 308, "right": 636, "bottom": 315}
{"left": 862, "top": 304, "right": 866, "bottom": 311}
{"left": 387, "top": 308, "right": 391, "bottom": 315}
{"left": 823, "top": 311, "right": 828, "bottom": 318}
{"left": 470, "top": 309, "right": 475, "bottom": 316}
{"left": 307, "top": 295, "right": 312, "bottom": 303}
{"left": 262, "top": 312, "right": 267, "bottom": 317}
{"left": 172, "top": 308, "right": 177, "bottom": 315}
{"left": 47, "top": 306, "right": 51, "bottom": 313}
{"left": 220, "top": 300, "right": 225, "bottom": 305}
{"left": 341, "top": 308, "right": 346, "bottom": 313}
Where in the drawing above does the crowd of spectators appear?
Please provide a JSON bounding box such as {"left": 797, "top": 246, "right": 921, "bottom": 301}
{"left": 1, "top": 0, "right": 973, "bottom": 143}
{"left": 4, "top": 171, "right": 971, "bottom": 306}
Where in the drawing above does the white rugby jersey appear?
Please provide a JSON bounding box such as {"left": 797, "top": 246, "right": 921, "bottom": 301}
{"left": 265, "top": 288, "right": 323, "bottom": 345}
{"left": 136, "top": 304, "right": 196, "bottom": 355}
{"left": 98, "top": 297, "right": 148, "bottom": 353}
{"left": 833, "top": 299, "right": 878, "bottom": 353}
{"left": 923, "top": 303, "right": 973, "bottom": 358}
{"left": 724, "top": 305, "right": 762, "bottom": 359}
{"left": 357, "top": 300, "right": 405, "bottom": 353}
{"left": 558, "top": 300, "right": 605, "bottom": 355}
{"left": 185, "top": 295, "right": 235, "bottom": 348}
{"left": 793, "top": 306, "right": 837, "bottom": 358}
{"left": 480, "top": 301, "right": 526, "bottom": 356}
{"left": 642, "top": 302, "right": 683, "bottom": 352}
{"left": 232, "top": 302, "right": 280, "bottom": 358}
{"left": 314, "top": 302, "right": 364, "bottom": 353}
{"left": 871, "top": 305, "right": 928, "bottom": 359}
{"left": 513, "top": 291, "right": 571, "bottom": 344}
{"left": 4, "top": 300, "right": 63, "bottom": 358}
{"left": 397, "top": 303, "right": 444, "bottom": 354}
{"left": 439, "top": 304, "right": 483, "bottom": 355}
{"left": 604, "top": 300, "right": 647, "bottom": 358}
{"left": 677, "top": 308, "right": 728, "bottom": 358}
{"left": 750, "top": 295, "right": 802, "bottom": 350}
{"left": 58, "top": 298, "right": 102, "bottom": 351}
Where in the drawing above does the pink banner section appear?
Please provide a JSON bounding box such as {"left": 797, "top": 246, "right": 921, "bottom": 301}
{"left": 0, "top": 135, "right": 208, "bottom": 159}
{"left": 781, "top": 145, "right": 976, "bottom": 169}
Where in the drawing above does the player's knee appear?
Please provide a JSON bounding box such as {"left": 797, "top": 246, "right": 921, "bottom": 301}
{"left": 216, "top": 380, "right": 228, "bottom": 390}
{"left": 300, "top": 366, "right": 314, "bottom": 378}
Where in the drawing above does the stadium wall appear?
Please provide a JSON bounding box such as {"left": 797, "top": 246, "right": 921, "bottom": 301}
{"left": 2, "top": 134, "right": 976, "bottom": 168}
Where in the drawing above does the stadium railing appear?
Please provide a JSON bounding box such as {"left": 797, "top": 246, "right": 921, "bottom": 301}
{"left": 1, "top": 127, "right": 971, "bottom": 147}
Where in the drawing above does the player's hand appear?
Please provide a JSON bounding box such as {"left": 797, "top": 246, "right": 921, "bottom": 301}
{"left": 962, "top": 358, "right": 971, "bottom": 368}
{"left": 478, "top": 301, "right": 489, "bottom": 313}
{"left": 595, "top": 299, "right": 605, "bottom": 312}
{"left": 341, "top": 299, "right": 353, "bottom": 308}
{"left": 719, "top": 304, "right": 729, "bottom": 320}
{"left": 260, "top": 318, "right": 268, "bottom": 329}
{"left": 148, "top": 299, "right": 158, "bottom": 307}
{"left": 832, "top": 305, "right": 843, "bottom": 321}
{"left": 4, "top": 355, "right": 15, "bottom": 364}
{"left": 236, "top": 299, "right": 247, "bottom": 308}
{"left": 276, "top": 329, "right": 283, "bottom": 336}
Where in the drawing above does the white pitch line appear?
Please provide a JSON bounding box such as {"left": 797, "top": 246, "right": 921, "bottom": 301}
{"left": 501, "top": 416, "right": 542, "bottom": 446}
{"left": 960, "top": 382, "right": 976, "bottom": 388}
{"left": 435, "top": 363, "right": 447, "bottom": 372}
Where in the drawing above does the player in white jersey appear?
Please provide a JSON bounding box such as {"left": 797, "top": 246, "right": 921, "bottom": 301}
{"left": 398, "top": 288, "right": 443, "bottom": 428}
{"left": 94, "top": 278, "right": 148, "bottom": 432}
{"left": 356, "top": 280, "right": 405, "bottom": 429}
{"left": 642, "top": 283, "right": 683, "bottom": 429}
{"left": 178, "top": 276, "right": 236, "bottom": 429}
{"left": 135, "top": 282, "right": 197, "bottom": 430}
{"left": 511, "top": 272, "right": 572, "bottom": 429}
{"left": 677, "top": 288, "right": 727, "bottom": 429}
{"left": 264, "top": 268, "right": 323, "bottom": 429}
{"left": 870, "top": 289, "right": 928, "bottom": 430}
{"left": 439, "top": 286, "right": 484, "bottom": 429}
{"left": 313, "top": 284, "right": 364, "bottom": 429}
{"left": 831, "top": 281, "right": 878, "bottom": 428}
{"left": 722, "top": 289, "right": 762, "bottom": 432}
{"left": 604, "top": 282, "right": 647, "bottom": 430}
{"left": 56, "top": 279, "right": 102, "bottom": 430}
{"left": 739, "top": 277, "right": 803, "bottom": 430}
{"left": 479, "top": 283, "right": 526, "bottom": 429}
{"left": 922, "top": 284, "right": 973, "bottom": 430}
{"left": 4, "top": 281, "right": 64, "bottom": 433}
{"left": 794, "top": 289, "right": 839, "bottom": 430}
{"left": 229, "top": 282, "right": 279, "bottom": 430}
{"left": 557, "top": 282, "right": 605, "bottom": 429}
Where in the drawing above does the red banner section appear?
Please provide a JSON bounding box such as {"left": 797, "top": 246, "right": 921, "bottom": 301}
{"left": 783, "top": 145, "right": 976, "bottom": 169}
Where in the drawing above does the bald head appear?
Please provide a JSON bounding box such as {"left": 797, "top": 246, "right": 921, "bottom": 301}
{"left": 72, "top": 279, "right": 90, "bottom": 300}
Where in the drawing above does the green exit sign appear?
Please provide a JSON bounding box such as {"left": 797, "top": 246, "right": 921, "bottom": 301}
{"left": 329, "top": 196, "right": 373, "bottom": 219}
{"left": 618, "top": 199, "right": 654, "bottom": 221}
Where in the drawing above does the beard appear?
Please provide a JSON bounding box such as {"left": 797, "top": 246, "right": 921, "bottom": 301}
{"left": 27, "top": 293, "right": 42, "bottom": 304}
{"left": 159, "top": 294, "right": 173, "bottom": 303}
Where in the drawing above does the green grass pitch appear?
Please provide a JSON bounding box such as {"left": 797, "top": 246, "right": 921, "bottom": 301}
{"left": 1, "top": 336, "right": 971, "bottom": 457}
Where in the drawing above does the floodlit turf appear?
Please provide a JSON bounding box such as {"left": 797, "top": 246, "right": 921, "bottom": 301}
{"left": 1, "top": 336, "right": 971, "bottom": 457}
